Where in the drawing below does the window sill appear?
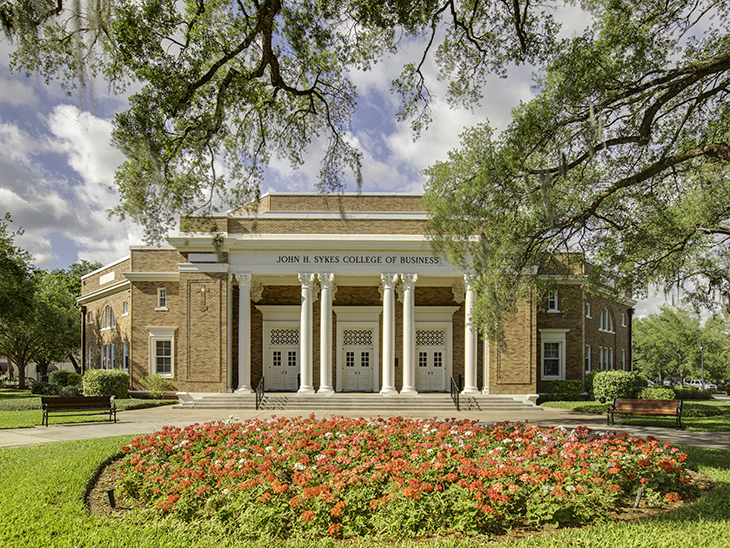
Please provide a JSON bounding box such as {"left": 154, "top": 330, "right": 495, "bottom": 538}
{"left": 155, "top": 307, "right": 169, "bottom": 312}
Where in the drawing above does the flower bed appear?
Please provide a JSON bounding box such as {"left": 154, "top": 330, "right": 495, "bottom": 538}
{"left": 115, "top": 416, "right": 696, "bottom": 539}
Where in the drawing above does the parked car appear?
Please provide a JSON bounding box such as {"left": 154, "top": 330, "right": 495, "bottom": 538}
{"left": 687, "top": 379, "right": 717, "bottom": 390}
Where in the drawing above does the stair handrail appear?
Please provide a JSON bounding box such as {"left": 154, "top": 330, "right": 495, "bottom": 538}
{"left": 255, "top": 377, "right": 265, "bottom": 410}
{"left": 450, "top": 377, "right": 460, "bottom": 411}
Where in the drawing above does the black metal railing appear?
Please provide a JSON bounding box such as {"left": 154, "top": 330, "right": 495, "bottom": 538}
{"left": 450, "top": 377, "right": 460, "bottom": 411}
{"left": 255, "top": 377, "right": 265, "bottom": 410}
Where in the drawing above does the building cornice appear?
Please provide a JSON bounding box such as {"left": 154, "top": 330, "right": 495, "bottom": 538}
{"left": 76, "top": 280, "right": 130, "bottom": 304}
{"left": 123, "top": 272, "right": 180, "bottom": 282}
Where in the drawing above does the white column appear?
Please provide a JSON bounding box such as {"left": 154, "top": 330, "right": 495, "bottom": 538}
{"left": 227, "top": 274, "right": 234, "bottom": 392}
{"left": 235, "top": 273, "right": 253, "bottom": 393}
{"left": 482, "top": 330, "right": 490, "bottom": 395}
{"left": 462, "top": 274, "right": 479, "bottom": 395}
{"left": 298, "top": 273, "right": 316, "bottom": 394}
{"left": 400, "top": 273, "right": 418, "bottom": 395}
{"left": 317, "top": 273, "right": 335, "bottom": 395}
{"left": 380, "top": 273, "right": 398, "bottom": 395}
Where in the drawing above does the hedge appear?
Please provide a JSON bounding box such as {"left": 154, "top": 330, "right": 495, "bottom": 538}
{"left": 82, "top": 369, "right": 129, "bottom": 399}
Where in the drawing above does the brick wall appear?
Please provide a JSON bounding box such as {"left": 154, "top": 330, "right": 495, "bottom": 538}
{"left": 129, "top": 280, "right": 179, "bottom": 391}
{"left": 81, "top": 257, "right": 130, "bottom": 296}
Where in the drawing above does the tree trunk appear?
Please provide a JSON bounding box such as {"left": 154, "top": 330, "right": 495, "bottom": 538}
{"left": 68, "top": 354, "right": 81, "bottom": 374}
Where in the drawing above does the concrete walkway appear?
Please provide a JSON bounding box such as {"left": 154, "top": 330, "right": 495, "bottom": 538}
{"left": 2, "top": 401, "right": 729, "bottom": 452}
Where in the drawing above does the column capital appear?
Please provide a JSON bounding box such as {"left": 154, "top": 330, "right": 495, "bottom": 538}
{"left": 298, "top": 272, "right": 317, "bottom": 289}
{"left": 464, "top": 273, "right": 476, "bottom": 288}
{"left": 381, "top": 273, "right": 399, "bottom": 289}
{"left": 401, "top": 273, "right": 418, "bottom": 291}
{"left": 235, "top": 272, "right": 253, "bottom": 286}
{"left": 318, "top": 272, "right": 335, "bottom": 289}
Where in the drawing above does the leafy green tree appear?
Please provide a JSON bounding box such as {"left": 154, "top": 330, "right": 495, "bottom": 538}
{"left": 632, "top": 306, "right": 730, "bottom": 384}
{"left": 0, "top": 213, "right": 34, "bottom": 381}
{"left": 1, "top": 0, "right": 559, "bottom": 241}
{"left": 425, "top": 0, "right": 730, "bottom": 338}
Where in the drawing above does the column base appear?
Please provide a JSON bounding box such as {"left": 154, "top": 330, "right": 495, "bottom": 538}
{"left": 317, "top": 387, "right": 335, "bottom": 396}
{"left": 400, "top": 387, "right": 418, "bottom": 396}
{"left": 235, "top": 386, "right": 253, "bottom": 394}
{"left": 297, "top": 386, "right": 316, "bottom": 395}
{"left": 379, "top": 386, "right": 398, "bottom": 396}
{"left": 461, "top": 387, "right": 480, "bottom": 396}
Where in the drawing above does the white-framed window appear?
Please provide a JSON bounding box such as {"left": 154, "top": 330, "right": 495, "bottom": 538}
{"left": 599, "top": 308, "right": 614, "bottom": 332}
{"left": 621, "top": 313, "right": 626, "bottom": 327}
{"left": 122, "top": 301, "right": 129, "bottom": 316}
{"left": 123, "top": 342, "right": 130, "bottom": 371}
{"left": 548, "top": 291, "right": 559, "bottom": 312}
{"left": 585, "top": 303, "right": 591, "bottom": 318}
{"left": 101, "top": 306, "right": 115, "bottom": 330}
{"left": 621, "top": 349, "right": 626, "bottom": 371}
{"left": 539, "top": 329, "right": 569, "bottom": 380}
{"left": 87, "top": 311, "right": 93, "bottom": 324}
{"left": 156, "top": 288, "right": 168, "bottom": 310}
{"left": 599, "top": 347, "right": 614, "bottom": 370}
{"left": 147, "top": 326, "right": 176, "bottom": 377}
{"left": 88, "top": 346, "right": 93, "bottom": 368}
{"left": 585, "top": 345, "right": 592, "bottom": 372}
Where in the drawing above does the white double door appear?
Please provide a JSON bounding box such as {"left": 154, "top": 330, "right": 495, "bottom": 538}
{"left": 266, "top": 327, "right": 299, "bottom": 391}
{"left": 415, "top": 329, "right": 447, "bottom": 392}
{"left": 341, "top": 327, "right": 375, "bottom": 392}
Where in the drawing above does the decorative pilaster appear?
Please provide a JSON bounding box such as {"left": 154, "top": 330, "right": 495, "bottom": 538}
{"left": 235, "top": 273, "right": 253, "bottom": 393}
{"left": 462, "top": 274, "right": 479, "bottom": 395}
{"left": 298, "top": 273, "right": 316, "bottom": 394}
{"left": 380, "top": 273, "right": 398, "bottom": 395}
{"left": 400, "top": 273, "right": 418, "bottom": 395}
{"left": 317, "top": 273, "right": 335, "bottom": 395}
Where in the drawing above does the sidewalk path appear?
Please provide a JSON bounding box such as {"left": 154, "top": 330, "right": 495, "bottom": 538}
{"left": 2, "top": 404, "right": 729, "bottom": 452}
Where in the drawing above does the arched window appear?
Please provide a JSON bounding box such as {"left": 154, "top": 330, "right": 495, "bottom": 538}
{"left": 102, "top": 306, "right": 115, "bottom": 329}
{"left": 599, "top": 308, "right": 614, "bottom": 332}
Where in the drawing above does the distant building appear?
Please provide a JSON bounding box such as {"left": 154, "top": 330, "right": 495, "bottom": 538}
{"left": 77, "top": 194, "right": 634, "bottom": 401}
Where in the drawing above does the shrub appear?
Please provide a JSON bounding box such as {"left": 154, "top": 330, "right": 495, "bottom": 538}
{"left": 30, "top": 381, "right": 59, "bottom": 395}
{"left": 141, "top": 374, "right": 175, "bottom": 399}
{"left": 544, "top": 379, "right": 582, "bottom": 401}
{"left": 673, "top": 388, "right": 713, "bottom": 401}
{"left": 58, "top": 385, "right": 83, "bottom": 397}
{"left": 592, "top": 370, "right": 636, "bottom": 401}
{"left": 49, "top": 370, "right": 82, "bottom": 387}
{"left": 83, "top": 369, "right": 129, "bottom": 399}
{"left": 637, "top": 386, "right": 676, "bottom": 400}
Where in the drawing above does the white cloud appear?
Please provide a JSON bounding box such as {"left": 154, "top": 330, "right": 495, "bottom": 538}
{"left": 0, "top": 77, "right": 38, "bottom": 107}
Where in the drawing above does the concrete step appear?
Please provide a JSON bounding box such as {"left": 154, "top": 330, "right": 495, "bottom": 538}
{"left": 176, "top": 393, "right": 536, "bottom": 413}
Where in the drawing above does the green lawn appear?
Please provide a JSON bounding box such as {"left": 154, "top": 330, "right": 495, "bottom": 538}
{"left": 0, "top": 391, "right": 176, "bottom": 429}
{"left": 541, "top": 400, "right": 730, "bottom": 432}
{"left": 0, "top": 435, "right": 728, "bottom": 547}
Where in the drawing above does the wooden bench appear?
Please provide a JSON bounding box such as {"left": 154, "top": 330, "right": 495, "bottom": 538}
{"left": 607, "top": 398, "right": 682, "bottom": 429}
{"left": 41, "top": 396, "right": 116, "bottom": 427}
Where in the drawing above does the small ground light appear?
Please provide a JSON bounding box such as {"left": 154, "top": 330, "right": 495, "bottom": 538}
{"left": 106, "top": 487, "right": 116, "bottom": 508}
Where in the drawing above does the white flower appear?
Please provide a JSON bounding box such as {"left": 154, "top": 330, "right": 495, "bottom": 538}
{"left": 294, "top": 462, "right": 307, "bottom": 471}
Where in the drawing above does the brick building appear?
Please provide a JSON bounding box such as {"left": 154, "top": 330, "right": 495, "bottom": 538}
{"left": 77, "top": 193, "right": 635, "bottom": 401}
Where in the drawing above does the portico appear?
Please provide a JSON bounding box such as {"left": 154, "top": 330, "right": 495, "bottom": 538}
{"left": 204, "top": 241, "right": 479, "bottom": 396}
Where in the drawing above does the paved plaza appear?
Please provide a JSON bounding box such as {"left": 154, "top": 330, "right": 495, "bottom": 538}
{"left": 2, "top": 398, "right": 729, "bottom": 452}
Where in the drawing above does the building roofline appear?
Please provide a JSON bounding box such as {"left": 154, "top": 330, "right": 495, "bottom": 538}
{"left": 80, "top": 255, "right": 130, "bottom": 281}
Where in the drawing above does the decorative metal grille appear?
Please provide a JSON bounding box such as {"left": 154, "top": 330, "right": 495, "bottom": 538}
{"left": 271, "top": 329, "right": 299, "bottom": 345}
{"left": 343, "top": 329, "right": 373, "bottom": 346}
{"left": 416, "top": 329, "right": 445, "bottom": 346}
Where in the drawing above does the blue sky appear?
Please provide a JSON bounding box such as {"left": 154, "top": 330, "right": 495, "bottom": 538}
{"left": 0, "top": 6, "right": 672, "bottom": 316}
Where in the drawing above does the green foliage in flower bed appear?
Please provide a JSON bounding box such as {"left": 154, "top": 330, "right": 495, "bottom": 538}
{"left": 114, "top": 416, "right": 697, "bottom": 540}
{"left": 1, "top": 429, "right": 730, "bottom": 547}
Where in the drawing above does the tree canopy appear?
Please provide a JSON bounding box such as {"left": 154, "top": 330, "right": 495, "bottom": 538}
{"left": 425, "top": 0, "right": 730, "bottom": 337}
{"left": 632, "top": 306, "right": 730, "bottom": 383}
{"left": 1, "top": 0, "right": 558, "bottom": 241}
